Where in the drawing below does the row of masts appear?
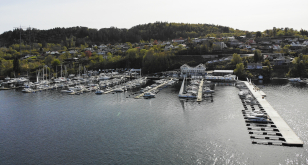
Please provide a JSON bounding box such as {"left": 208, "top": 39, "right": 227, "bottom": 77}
{"left": 37, "top": 65, "right": 87, "bottom": 82}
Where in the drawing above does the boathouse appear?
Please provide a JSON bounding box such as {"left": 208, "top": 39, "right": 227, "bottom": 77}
{"left": 213, "top": 70, "right": 234, "bottom": 76}
{"left": 180, "top": 64, "right": 206, "bottom": 77}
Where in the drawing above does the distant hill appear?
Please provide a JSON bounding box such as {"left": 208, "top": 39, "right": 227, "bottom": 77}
{"left": 0, "top": 22, "right": 241, "bottom": 47}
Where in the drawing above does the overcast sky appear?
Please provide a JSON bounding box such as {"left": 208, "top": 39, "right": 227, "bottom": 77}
{"left": 1, "top": 0, "right": 308, "bottom": 34}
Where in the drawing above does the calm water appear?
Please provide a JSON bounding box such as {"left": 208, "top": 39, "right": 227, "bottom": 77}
{"left": 0, "top": 80, "right": 307, "bottom": 164}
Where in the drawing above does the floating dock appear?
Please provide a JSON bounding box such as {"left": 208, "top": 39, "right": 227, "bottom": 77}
{"left": 135, "top": 79, "right": 173, "bottom": 99}
{"left": 196, "top": 79, "right": 204, "bottom": 102}
{"left": 104, "top": 89, "right": 114, "bottom": 94}
{"left": 243, "top": 81, "right": 303, "bottom": 147}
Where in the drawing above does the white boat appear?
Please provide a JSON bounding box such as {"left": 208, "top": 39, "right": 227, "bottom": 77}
{"left": 288, "top": 77, "right": 301, "bottom": 82}
{"left": 4, "top": 76, "right": 10, "bottom": 81}
{"left": 95, "top": 90, "right": 104, "bottom": 94}
{"left": 22, "top": 88, "right": 34, "bottom": 93}
{"left": 61, "top": 89, "right": 75, "bottom": 93}
{"left": 98, "top": 73, "right": 111, "bottom": 80}
{"left": 113, "top": 88, "right": 124, "bottom": 92}
{"left": 69, "top": 85, "right": 85, "bottom": 91}
{"left": 143, "top": 92, "right": 155, "bottom": 98}
{"left": 238, "top": 90, "right": 249, "bottom": 99}
{"left": 203, "top": 87, "right": 214, "bottom": 94}
{"left": 21, "top": 88, "right": 35, "bottom": 93}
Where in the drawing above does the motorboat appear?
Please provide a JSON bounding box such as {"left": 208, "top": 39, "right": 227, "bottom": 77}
{"left": 238, "top": 90, "right": 249, "bottom": 99}
{"left": 113, "top": 86, "right": 124, "bottom": 92}
{"left": 203, "top": 87, "right": 214, "bottom": 94}
{"left": 246, "top": 116, "right": 270, "bottom": 123}
{"left": 95, "top": 90, "right": 104, "bottom": 94}
{"left": 98, "top": 73, "right": 111, "bottom": 80}
{"left": 143, "top": 92, "right": 155, "bottom": 98}
{"left": 288, "top": 77, "right": 301, "bottom": 82}
{"left": 22, "top": 88, "right": 34, "bottom": 93}
{"left": 4, "top": 76, "right": 10, "bottom": 81}
{"left": 61, "top": 89, "right": 75, "bottom": 93}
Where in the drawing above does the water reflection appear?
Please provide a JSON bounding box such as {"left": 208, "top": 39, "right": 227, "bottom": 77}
{"left": 1, "top": 81, "right": 307, "bottom": 164}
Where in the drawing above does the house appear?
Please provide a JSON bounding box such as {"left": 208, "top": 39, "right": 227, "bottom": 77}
{"left": 247, "top": 63, "right": 262, "bottom": 69}
{"left": 272, "top": 45, "right": 281, "bottom": 51}
{"left": 228, "top": 40, "right": 242, "bottom": 47}
{"left": 161, "top": 41, "right": 171, "bottom": 46}
{"left": 271, "top": 39, "right": 282, "bottom": 44}
{"left": 84, "top": 47, "right": 93, "bottom": 51}
{"left": 97, "top": 50, "right": 106, "bottom": 55}
{"left": 98, "top": 44, "right": 107, "bottom": 49}
{"left": 290, "top": 42, "right": 304, "bottom": 50}
{"left": 239, "top": 45, "right": 251, "bottom": 49}
{"left": 172, "top": 38, "right": 185, "bottom": 44}
{"left": 192, "top": 38, "right": 201, "bottom": 43}
{"left": 239, "top": 36, "right": 246, "bottom": 39}
{"left": 259, "top": 40, "right": 272, "bottom": 45}
{"left": 213, "top": 70, "right": 234, "bottom": 76}
{"left": 212, "top": 42, "right": 227, "bottom": 50}
{"left": 246, "top": 39, "right": 257, "bottom": 45}
{"left": 227, "top": 36, "right": 235, "bottom": 40}
{"left": 46, "top": 51, "right": 59, "bottom": 55}
{"left": 165, "top": 45, "right": 174, "bottom": 50}
{"left": 115, "top": 45, "right": 124, "bottom": 49}
{"left": 69, "top": 50, "right": 78, "bottom": 54}
{"left": 302, "top": 41, "right": 308, "bottom": 46}
{"left": 180, "top": 64, "right": 206, "bottom": 76}
{"left": 273, "top": 56, "right": 291, "bottom": 65}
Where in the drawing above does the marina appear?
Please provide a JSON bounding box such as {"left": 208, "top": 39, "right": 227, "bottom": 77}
{"left": 0, "top": 73, "right": 304, "bottom": 147}
{"left": 0, "top": 78, "right": 307, "bottom": 164}
{"left": 134, "top": 79, "right": 175, "bottom": 99}
{"left": 239, "top": 81, "right": 304, "bottom": 146}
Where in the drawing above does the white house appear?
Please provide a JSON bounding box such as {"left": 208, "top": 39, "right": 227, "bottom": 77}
{"left": 46, "top": 51, "right": 59, "bottom": 55}
{"left": 69, "top": 50, "right": 78, "bottom": 54}
{"left": 165, "top": 45, "right": 174, "bottom": 50}
{"left": 180, "top": 64, "right": 206, "bottom": 77}
{"left": 272, "top": 45, "right": 281, "bottom": 51}
{"left": 192, "top": 38, "right": 201, "bottom": 43}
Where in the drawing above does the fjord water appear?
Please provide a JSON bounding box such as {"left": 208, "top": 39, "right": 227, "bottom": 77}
{"left": 0, "top": 80, "right": 307, "bottom": 164}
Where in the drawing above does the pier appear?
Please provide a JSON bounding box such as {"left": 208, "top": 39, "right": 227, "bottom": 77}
{"left": 243, "top": 81, "right": 303, "bottom": 147}
{"left": 196, "top": 79, "right": 204, "bottom": 102}
{"left": 178, "top": 77, "right": 187, "bottom": 98}
{"left": 134, "top": 79, "right": 173, "bottom": 99}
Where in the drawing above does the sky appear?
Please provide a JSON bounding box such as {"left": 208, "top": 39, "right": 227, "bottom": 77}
{"left": 1, "top": 0, "right": 308, "bottom": 34}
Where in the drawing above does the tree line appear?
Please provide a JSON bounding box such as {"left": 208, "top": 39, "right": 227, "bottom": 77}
{"left": 0, "top": 22, "right": 240, "bottom": 47}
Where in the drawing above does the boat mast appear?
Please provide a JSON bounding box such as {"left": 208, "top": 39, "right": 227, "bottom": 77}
{"left": 43, "top": 67, "right": 44, "bottom": 81}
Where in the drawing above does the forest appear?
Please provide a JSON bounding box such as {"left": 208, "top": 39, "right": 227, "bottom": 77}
{"left": 0, "top": 22, "right": 242, "bottom": 47}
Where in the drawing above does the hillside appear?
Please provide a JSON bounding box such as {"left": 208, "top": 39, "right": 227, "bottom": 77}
{"left": 0, "top": 22, "right": 242, "bottom": 47}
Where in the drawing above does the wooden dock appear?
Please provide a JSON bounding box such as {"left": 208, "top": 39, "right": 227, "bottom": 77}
{"left": 0, "top": 87, "right": 11, "bottom": 90}
{"left": 135, "top": 79, "right": 173, "bottom": 99}
{"left": 196, "top": 79, "right": 204, "bottom": 102}
{"left": 244, "top": 81, "right": 303, "bottom": 146}
{"left": 104, "top": 89, "right": 114, "bottom": 94}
